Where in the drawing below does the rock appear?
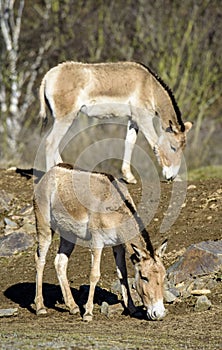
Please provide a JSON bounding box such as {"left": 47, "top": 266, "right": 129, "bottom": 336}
{"left": 189, "top": 277, "right": 207, "bottom": 291}
{"left": 0, "top": 231, "right": 34, "bottom": 257}
{"left": 6, "top": 166, "right": 17, "bottom": 172}
{"left": 0, "top": 308, "right": 18, "bottom": 317}
{"left": 191, "top": 289, "right": 211, "bottom": 296}
{"left": 4, "top": 218, "right": 19, "bottom": 235}
{"left": 205, "top": 278, "right": 218, "bottom": 290}
{"left": 19, "top": 205, "right": 33, "bottom": 216}
{"left": 100, "top": 301, "right": 123, "bottom": 318}
{"left": 166, "top": 241, "right": 222, "bottom": 299}
{"left": 4, "top": 218, "right": 18, "bottom": 235}
{"left": 164, "top": 279, "right": 180, "bottom": 302}
{"left": 0, "top": 190, "right": 13, "bottom": 213}
{"left": 164, "top": 288, "right": 179, "bottom": 303}
{"left": 4, "top": 218, "right": 17, "bottom": 228}
{"left": 167, "top": 240, "right": 222, "bottom": 285}
{"left": 18, "top": 223, "right": 36, "bottom": 235}
{"left": 100, "top": 301, "right": 109, "bottom": 316}
{"left": 194, "top": 295, "right": 212, "bottom": 312}
{"left": 111, "top": 279, "right": 122, "bottom": 294}
{"left": 187, "top": 184, "right": 197, "bottom": 190}
{"left": 110, "top": 278, "right": 141, "bottom": 305}
{"left": 111, "top": 278, "right": 135, "bottom": 294}
{"left": 164, "top": 290, "right": 177, "bottom": 303}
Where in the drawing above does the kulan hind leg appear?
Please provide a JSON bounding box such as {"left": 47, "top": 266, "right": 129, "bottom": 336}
{"left": 35, "top": 223, "right": 53, "bottom": 315}
{"left": 54, "top": 236, "right": 79, "bottom": 315}
{"left": 45, "top": 119, "right": 72, "bottom": 170}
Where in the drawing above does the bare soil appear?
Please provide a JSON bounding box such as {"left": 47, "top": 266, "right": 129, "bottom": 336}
{"left": 0, "top": 168, "right": 221, "bottom": 349}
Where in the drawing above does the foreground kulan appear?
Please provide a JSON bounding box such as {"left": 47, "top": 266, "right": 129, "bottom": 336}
{"left": 33, "top": 163, "right": 167, "bottom": 321}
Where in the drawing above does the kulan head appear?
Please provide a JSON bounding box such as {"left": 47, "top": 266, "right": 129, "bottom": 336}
{"left": 132, "top": 240, "right": 167, "bottom": 321}
{"left": 154, "top": 121, "right": 192, "bottom": 181}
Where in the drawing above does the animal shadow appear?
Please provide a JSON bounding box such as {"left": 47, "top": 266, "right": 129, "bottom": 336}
{"left": 16, "top": 168, "right": 45, "bottom": 183}
{"left": 4, "top": 282, "right": 119, "bottom": 316}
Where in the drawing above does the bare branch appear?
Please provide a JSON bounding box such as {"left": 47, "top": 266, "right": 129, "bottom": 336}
{"left": 20, "top": 39, "right": 52, "bottom": 119}
{"left": 13, "top": 0, "right": 24, "bottom": 51}
{"left": 0, "top": 0, "right": 13, "bottom": 50}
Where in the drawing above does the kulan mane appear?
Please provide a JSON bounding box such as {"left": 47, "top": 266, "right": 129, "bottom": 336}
{"left": 138, "top": 62, "right": 185, "bottom": 132}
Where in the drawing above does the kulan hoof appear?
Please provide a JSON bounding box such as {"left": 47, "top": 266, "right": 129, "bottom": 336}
{"left": 36, "top": 308, "right": 47, "bottom": 316}
{"left": 123, "top": 175, "right": 137, "bottom": 184}
{"left": 69, "top": 307, "right": 80, "bottom": 315}
{"left": 83, "top": 313, "right": 93, "bottom": 322}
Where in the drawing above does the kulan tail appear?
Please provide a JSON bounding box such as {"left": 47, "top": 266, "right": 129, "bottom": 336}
{"left": 39, "top": 76, "right": 47, "bottom": 119}
{"left": 39, "top": 76, "right": 48, "bottom": 131}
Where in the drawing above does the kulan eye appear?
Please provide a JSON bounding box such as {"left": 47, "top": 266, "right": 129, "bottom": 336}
{"left": 153, "top": 146, "right": 158, "bottom": 155}
{"left": 170, "top": 145, "right": 177, "bottom": 152}
{"left": 142, "top": 276, "right": 149, "bottom": 282}
{"left": 139, "top": 272, "right": 149, "bottom": 282}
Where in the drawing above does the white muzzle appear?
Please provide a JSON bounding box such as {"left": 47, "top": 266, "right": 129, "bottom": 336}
{"left": 147, "top": 300, "right": 166, "bottom": 321}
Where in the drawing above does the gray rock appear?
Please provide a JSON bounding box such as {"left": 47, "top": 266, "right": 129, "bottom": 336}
{"left": 164, "top": 288, "right": 179, "bottom": 303}
{"left": 167, "top": 240, "right": 222, "bottom": 285}
{"left": 0, "top": 231, "right": 34, "bottom": 256}
{"left": 191, "top": 289, "right": 211, "bottom": 296}
{"left": 19, "top": 205, "right": 33, "bottom": 216}
{"left": 189, "top": 277, "right": 208, "bottom": 291}
{"left": 111, "top": 279, "right": 122, "bottom": 294}
{"left": 4, "top": 218, "right": 17, "bottom": 228}
{"left": 100, "top": 301, "right": 123, "bottom": 318}
{"left": 111, "top": 278, "right": 135, "bottom": 294}
{"left": 100, "top": 301, "right": 109, "bottom": 316}
{"left": 0, "top": 308, "right": 18, "bottom": 317}
{"left": 194, "top": 295, "right": 212, "bottom": 312}
{"left": 110, "top": 278, "right": 141, "bottom": 305}
{"left": 0, "top": 190, "right": 13, "bottom": 213}
{"left": 19, "top": 223, "right": 36, "bottom": 235}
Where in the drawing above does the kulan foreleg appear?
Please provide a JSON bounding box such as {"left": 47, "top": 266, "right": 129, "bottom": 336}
{"left": 112, "top": 245, "right": 137, "bottom": 315}
{"left": 83, "top": 248, "right": 103, "bottom": 322}
{"left": 54, "top": 237, "right": 79, "bottom": 315}
{"left": 121, "top": 120, "right": 138, "bottom": 184}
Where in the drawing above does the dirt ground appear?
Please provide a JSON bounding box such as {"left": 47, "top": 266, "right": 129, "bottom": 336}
{"left": 0, "top": 168, "right": 221, "bottom": 350}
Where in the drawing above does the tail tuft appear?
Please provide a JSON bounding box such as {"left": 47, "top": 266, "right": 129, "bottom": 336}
{"left": 39, "top": 76, "right": 49, "bottom": 133}
{"left": 39, "top": 76, "right": 47, "bottom": 120}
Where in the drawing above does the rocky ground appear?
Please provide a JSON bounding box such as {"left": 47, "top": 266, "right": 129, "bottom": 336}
{"left": 0, "top": 167, "right": 221, "bottom": 349}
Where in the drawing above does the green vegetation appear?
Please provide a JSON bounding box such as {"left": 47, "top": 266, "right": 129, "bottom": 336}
{"left": 188, "top": 165, "right": 222, "bottom": 181}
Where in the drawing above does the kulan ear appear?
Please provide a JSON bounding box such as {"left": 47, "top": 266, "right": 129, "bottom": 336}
{"left": 155, "top": 239, "right": 168, "bottom": 258}
{"left": 184, "top": 121, "right": 193, "bottom": 133}
{"left": 131, "top": 244, "right": 148, "bottom": 261}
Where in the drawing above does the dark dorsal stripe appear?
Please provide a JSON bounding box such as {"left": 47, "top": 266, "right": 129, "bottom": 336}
{"left": 138, "top": 62, "right": 185, "bottom": 132}
{"left": 57, "top": 163, "right": 74, "bottom": 170}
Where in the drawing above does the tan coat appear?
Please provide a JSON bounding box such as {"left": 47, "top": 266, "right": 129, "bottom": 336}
{"left": 34, "top": 163, "right": 167, "bottom": 321}
{"left": 39, "top": 62, "right": 192, "bottom": 182}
